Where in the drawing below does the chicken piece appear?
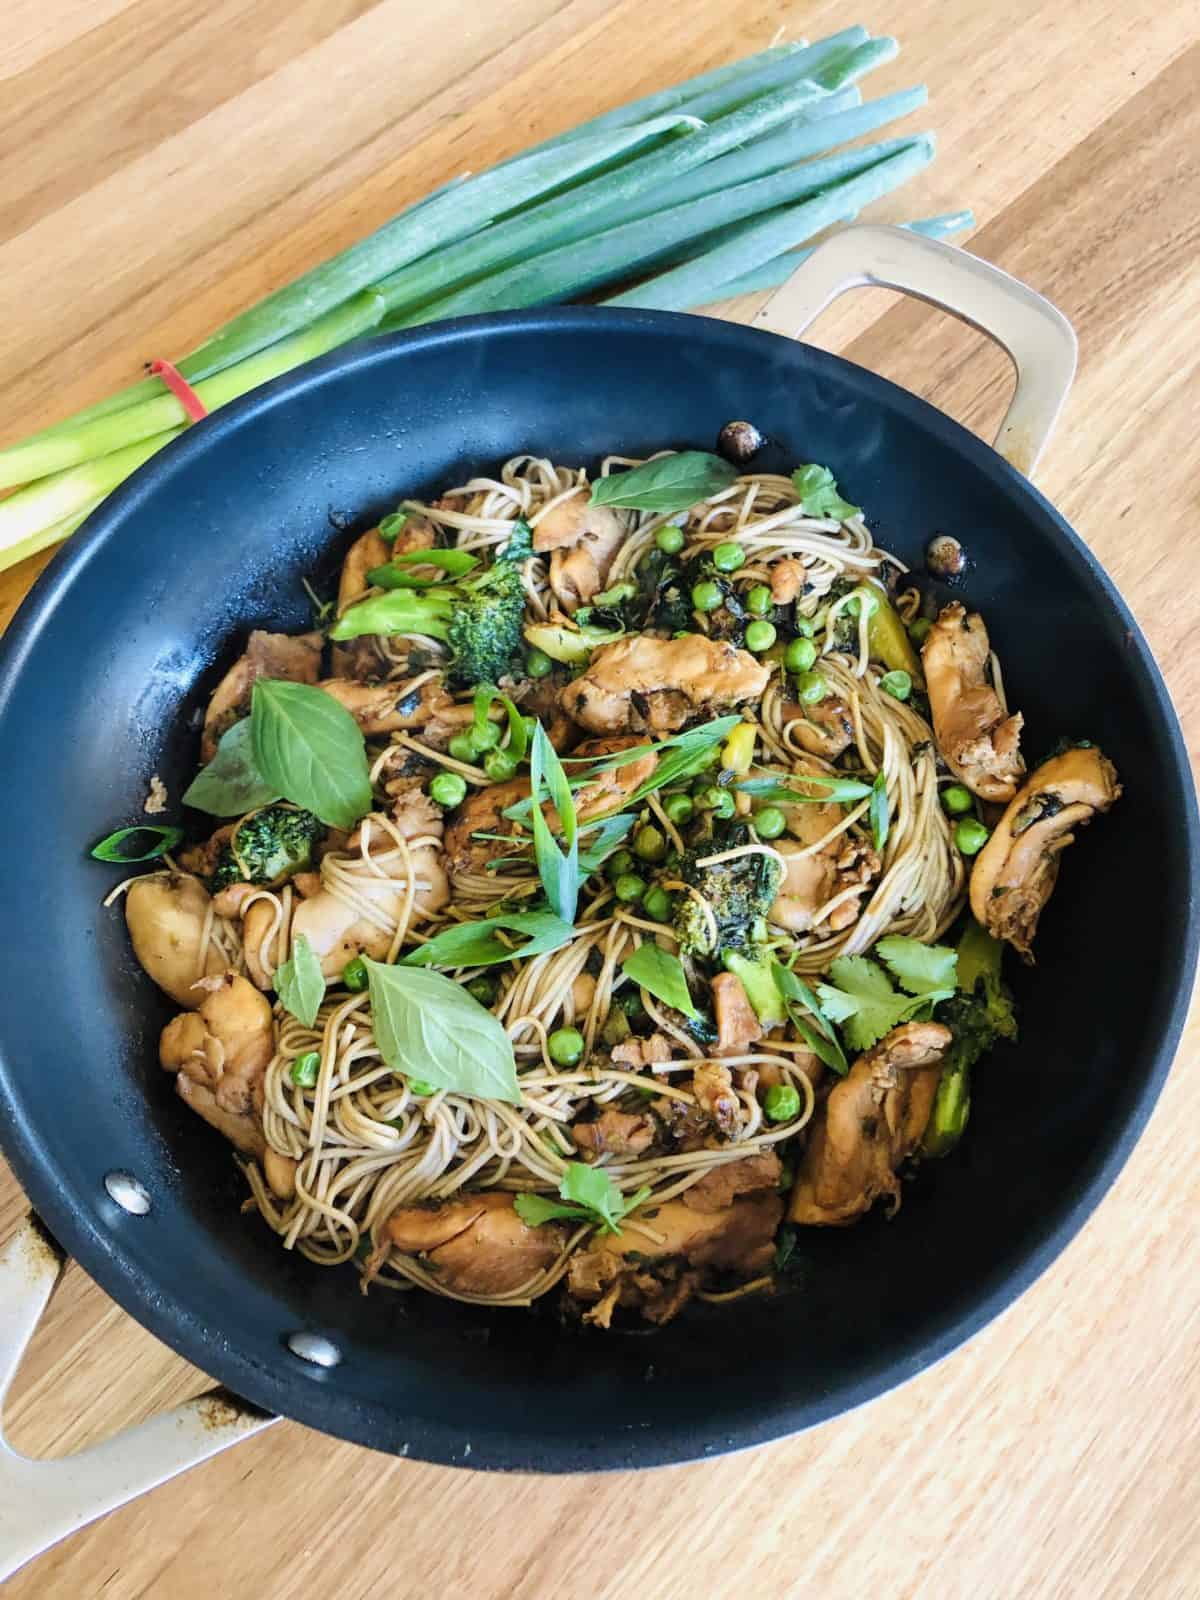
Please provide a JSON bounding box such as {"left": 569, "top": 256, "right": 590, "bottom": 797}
{"left": 388, "top": 787, "right": 445, "bottom": 842}
{"left": 683, "top": 1149, "right": 782, "bottom": 1212}
{"left": 385, "top": 1192, "right": 566, "bottom": 1297}
{"left": 290, "top": 814, "right": 449, "bottom": 978}
{"left": 567, "top": 735, "right": 658, "bottom": 824}
{"left": 263, "top": 1148, "right": 298, "bottom": 1199}
{"left": 125, "top": 873, "right": 227, "bottom": 1008}
{"left": 770, "top": 557, "right": 806, "bottom": 604}
{"left": 160, "top": 974, "right": 275, "bottom": 1156}
{"left": 532, "top": 490, "right": 627, "bottom": 613}
{"left": 560, "top": 634, "right": 769, "bottom": 736}
{"left": 317, "top": 673, "right": 455, "bottom": 737}
{"left": 337, "top": 515, "right": 438, "bottom": 614}
{"left": 780, "top": 693, "right": 854, "bottom": 760}
{"left": 572, "top": 1108, "right": 657, "bottom": 1159}
{"left": 566, "top": 1192, "right": 782, "bottom": 1327}
{"left": 609, "top": 1032, "right": 674, "bottom": 1069}
{"left": 969, "top": 745, "right": 1120, "bottom": 961}
{"left": 712, "top": 972, "right": 762, "bottom": 1056}
{"left": 201, "top": 630, "right": 322, "bottom": 761}
{"left": 512, "top": 673, "right": 579, "bottom": 753}
{"left": 923, "top": 602, "right": 1024, "bottom": 801}
{"left": 443, "top": 778, "right": 530, "bottom": 881}
{"left": 692, "top": 1060, "right": 742, "bottom": 1138}
{"left": 789, "top": 1021, "right": 950, "bottom": 1226}
{"left": 768, "top": 768, "right": 878, "bottom": 934}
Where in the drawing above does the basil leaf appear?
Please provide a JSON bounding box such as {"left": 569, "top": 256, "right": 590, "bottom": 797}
{"left": 589, "top": 452, "right": 738, "bottom": 515}
{"left": 772, "top": 961, "right": 848, "bottom": 1075}
{"left": 90, "top": 824, "right": 183, "bottom": 863}
{"left": 364, "top": 958, "right": 521, "bottom": 1103}
{"left": 738, "top": 773, "right": 872, "bottom": 805}
{"left": 791, "top": 463, "right": 862, "bottom": 521}
{"left": 274, "top": 933, "right": 325, "bottom": 1027}
{"left": 250, "top": 680, "right": 372, "bottom": 831}
{"left": 621, "top": 944, "right": 698, "bottom": 1019}
{"left": 529, "top": 722, "right": 579, "bottom": 924}
{"left": 401, "top": 911, "right": 576, "bottom": 969}
{"left": 182, "top": 718, "right": 281, "bottom": 817}
{"left": 870, "top": 770, "right": 890, "bottom": 853}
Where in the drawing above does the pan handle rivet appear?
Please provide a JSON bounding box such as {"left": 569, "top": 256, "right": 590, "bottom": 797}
{"left": 287, "top": 1331, "right": 342, "bottom": 1368}
{"left": 104, "top": 1171, "right": 151, "bottom": 1215}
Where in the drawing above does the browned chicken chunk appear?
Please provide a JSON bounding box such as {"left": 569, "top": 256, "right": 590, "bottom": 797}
{"left": 780, "top": 693, "right": 854, "bottom": 759}
{"left": 770, "top": 557, "right": 806, "bottom": 604}
{"left": 691, "top": 1060, "right": 743, "bottom": 1138}
{"left": 769, "top": 784, "right": 879, "bottom": 935}
{"left": 609, "top": 1032, "right": 674, "bottom": 1069}
{"left": 317, "top": 673, "right": 455, "bottom": 737}
{"left": 572, "top": 1109, "right": 657, "bottom": 1159}
{"left": 201, "top": 630, "right": 322, "bottom": 761}
{"left": 568, "top": 735, "right": 658, "bottom": 823}
{"left": 789, "top": 1021, "right": 951, "bottom": 1226}
{"left": 443, "top": 778, "right": 529, "bottom": 881}
{"left": 682, "top": 1149, "right": 782, "bottom": 1212}
{"left": 385, "top": 1192, "right": 567, "bottom": 1297}
{"left": 125, "top": 872, "right": 227, "bottom": 1007}
{"left": 923, "top": 602, "right": 1024, "bottom": 801}
{"left": 159, "top": 973, "right": 276, "bottom": 1156}
{"left": 337, "top": 514, "right": 436, "bottom": 614}
{"left": 969, "top": 745, "right": 1120, "bottom": 961}
{"left": 711, "top": 972, "right": 762, "bottom": 1056}
{"left": 532, "top": 490, "right": 626, "bottom": 612}
{"left": 560, "top": 634, "right": 769, "bottom": 736}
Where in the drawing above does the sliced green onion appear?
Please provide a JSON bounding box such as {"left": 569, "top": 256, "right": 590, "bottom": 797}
{"left": 90, "top": 824, "right": 184, "bottom": 863}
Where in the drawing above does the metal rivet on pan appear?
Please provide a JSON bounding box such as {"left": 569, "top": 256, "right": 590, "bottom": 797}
{"left": 104, "top": 1170, "right": 151, "bottom": 1215}
{"left": 287, "top": 1331, "right": 342, "bottom": 1369}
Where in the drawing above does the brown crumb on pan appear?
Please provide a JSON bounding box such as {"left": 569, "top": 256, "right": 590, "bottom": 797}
{"left": 144, "top": 774, "right": 168, "bottom": 815}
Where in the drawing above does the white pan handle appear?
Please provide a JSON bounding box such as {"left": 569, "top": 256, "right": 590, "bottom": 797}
{"left": 752, "top": 222, "right": 1077, "bottom": 478}
{"left": 0, "top": 1216, "right": 280, "bottom": 1582}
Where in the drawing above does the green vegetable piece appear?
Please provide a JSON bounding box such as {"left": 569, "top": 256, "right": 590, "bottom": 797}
{"left": 745, "top": 620, "right": 776, "bottom": 652}
{"left": 870, "top": 770, "right": 889, "bottom": 853}
{"left": 816, "top": 953, "right": 953, "bottom": 1053}
{"left": 955, "top": 817, "right": 990, "bottom": 856}
{"left": 795, "top": 670, "right": 828, "bottom": 704}
{"left": 448, "top": 733, "right": 479, "bottom": 764}
{"left": 250, "top": 679, "right": 372, "bottom": 831}
{"left": 867, "top": 594, "right": 922, "bottom": 679}
{"left": 525, "top": 647, "right": 554, "bottom": 678}
{"left": 792, "top": 462, "right": 861, "bottom": 521}
{"left": 746, "top": 584, "right": 773, "bottom": 616}
{"left": 655, "top": 526, "right": 685, "bottom": 556}
{"left": 466, "top": 974, "right": 499, "bottom": 1005}
{"left": 430, "top": 772, "right": 468, "bottom": 808}
{"left": 547, "top": 1026, "right": 585, "bottom": 1066}
{"left": 711, "top": 540, "right": 745, "bottom": 573}
{"left": 692, "top": 579, "right": 723, "bottom": 613}
{"left": 606, "top": 848, "right": 636, "bottom": 881}
{"left": 879, "top": 669, "right": 912, "bottom": 702}
{"left": 922, "top": 1062, "right": 970, "bottom": 1157}
{"left": 940, "top": 784, "right": 974, "bottom": 816}
{"left": 514, "top": 1163, "right": 651, "bottom": 1236}
{"left": 275, "top": 933, "right": 326, "bottom": 1027}
{"left": 182, "top": 718, "right": 280, "bottom": 816}
{"left": 378, "top": 511, "right": 408, "bottom": 542}
{"left": 590, "top": 452, "right": 737, "bottom": 516}
{"left": 908, "top": 617, "right": 933, "bottom": 646}
{"left": 485, "top": 748, "right": 519, "bottom": 782}
{"left": 663, "top": 793, "right": 694, "bottom": 826}
{"left": 764, "top": 1083, "right": 801, "bottom": 1123}
{"left": 613, "top": 872, "right": 647, "bottom": 903}
{"left": 90, "top": 824, "right": 183, "bottom": 863}
{"left": 289, "top": 1050, "right": 321, "bottom": 1088}
{"left": 342, "top": 955, "right": 368, "bottom": 992}
{"left": 876, "top": 935, "right": 957, "bottom": 997}
{"left": 753, "top": 805, "right": 787, "bottom": 840}
{"left": 408, "top": 1079, "right": 437, "bottom": 1097}
{"left": 737, "top": 773, "right": 872, "bottom": 806}
{"left": 401, "top": 909, "right": 576, "bottom": 970}
{"left": 522, "top": 619, "right": 625, "bottom": 664}
{"left": 209, "top": 803, "right": 324, "bottom": 894}
{"left": 722, "top": 948, "right": 786, "bottom": 1027}
{"left": 771, "top": 961, "right": 848, "bottom": 1076}
{"left": 365, "top": 958, "right": 521, "bottom": 1102}
{"left": 785, "top": 637, "right": 817, "bottom": 673}
{"left": 634, "top": 824, "right": 667, "bottom": 863}
{"left": 642, "top": 885, "right": 673, "bottom": 923}
{"left": 529, "top": 722, "right": 580, "bottom": 924}
{"left": 621, "top": 943, "right": 698, "bottom": 1018}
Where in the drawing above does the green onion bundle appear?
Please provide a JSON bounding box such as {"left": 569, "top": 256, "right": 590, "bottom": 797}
{"left": 0, "top": 27, "right": 972, "bottom": 574}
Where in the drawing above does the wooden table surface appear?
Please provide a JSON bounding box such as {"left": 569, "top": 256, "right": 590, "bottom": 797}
{"left": 2, "top": 2, "right": 1198, "bottom": 1595}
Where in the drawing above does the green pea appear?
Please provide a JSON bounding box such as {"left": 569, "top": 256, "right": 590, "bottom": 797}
{"left": 341, "top": 956, "right": 369, "bottom": 992}
{"left": 467, "top": 975, "right": 499, "bottom": 1005}
{"left": 526, "top": 647, "right": 553, "bottom": 678}
{"left": 448, "top": 732, "right": 479, "bottom": 764}
{"left": 618, "top": 988, "right": 646, "bottom": 1019}
{"left": 408, "top": 1078, "right": 437, "bottom": 1097}
{"left": 745, "top": 620, "right": 777, "bottom": 653}
{"left": 642, "top": 885, "right": 673, "bottom": 923}
{"left": 711, "top": 541, "right": 745, "bottom": 573}
{"left": 746, "top": 584, "right": 773, "bottom": 617}
{"left": 429, "top": 771, "right": 467, "bottom": 808}
{"left": 472, "top": 721, "right": 502, "bottom": 752}
{"left": 606, "top": 848, "right": 636, "bottom": 882}
{"left": 792, "top": 615, "right": 816, "bottom": 638}
{"left": 795, "top": 670, "right": 829, "bottom": 705}
{"left": 879, "top": 669, "right": 912, "bottom": 702}
{"left": 784, "top": 637, "right": 817, "bottom": 673}
{"left": 521, "top": 715, "right": 538, "bottom": 743}
{"left": 290, "top": 1051, "right": 321, "bottom": 1088}
{"left": 663, "top": 793, "right": 694, "bottom": 826}
{"left": 908, "top": 616, "right": 933, "bottom": 646}
{"left": 764, "top": 1083, "right": 801, "bottom": 1123}
{"left": 692, "top": 579, "right": 724, "bottom": 613}
{"left": 656, "top": 525, "right": 685, "bottom": 554}
{"left": 613, "top": 872, "right": 647, "bottom": 904}
{"left": 753, "top": 806, "right": 787, "bottom": 840}
{"left": 697, "top": 786, "right": 735, "bottom": 820}
{"left": 484, "top": 748, "right": 519, "bottom": 782}
{"left": 634, "top": 824, "right": 667, "bottom": 863}
{"left": 940, "top": 784, "right": 974, "bottom": 816}
{"left": 547, "top": 1026, "right": 585, "bottom": 1066}
{"left": 955, "top": 818, "right": 990, "bottom": 856}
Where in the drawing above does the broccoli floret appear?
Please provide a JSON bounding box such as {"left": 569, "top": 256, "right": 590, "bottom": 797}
{"left": 673, "top": 820, "right": 783, "bottom": 957}
{"left": 648, "top": 556, "right": 745, "bottom": 642}
{"left": 923, "top": 919, "right": 1018, "bottom": 1157}
{"left": 210, "top": 805, "right": 324, "bottom": 893}
{"left": 444, "top": 560, "right": 526, "bottom": 688}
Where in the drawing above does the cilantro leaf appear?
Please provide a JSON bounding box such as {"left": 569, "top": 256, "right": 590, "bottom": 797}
{"left": 792, "top": 463, "right": 862, "bottom": 522}
{"left": 515, "top": 1162, "right": 651, "bottom": 1236}
{"left": 876, "top": 936, "right": 958, "bottom": 997}
{"left": 817, "top": 954, "right": 954, "bottom": 1052}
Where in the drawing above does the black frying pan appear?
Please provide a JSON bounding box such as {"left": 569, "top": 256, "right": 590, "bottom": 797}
{"left": 0, "top": 229, "right": 1195, "bottom": 1567}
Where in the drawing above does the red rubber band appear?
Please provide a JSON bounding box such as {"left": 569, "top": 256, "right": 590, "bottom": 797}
{"left": 150, "top": 358, "right": 208, "bottom": 422}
